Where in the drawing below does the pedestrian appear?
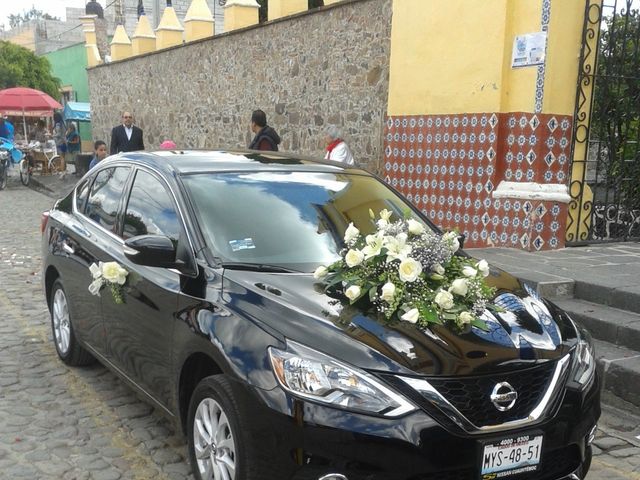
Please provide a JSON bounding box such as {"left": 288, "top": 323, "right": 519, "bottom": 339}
{"left": 110, "top": 111, "right": 144, "bottom": 155}
{"left": 248, "top": 109, "right": 281, "bottom": 151}
{"left": 160, "top": 139, "right": 177, "bottom": 150}
{"left": 89, "top": 140, "right": 108, "bottom": 170}
{"left": 33, "top": 120, "right": 48, "bottom": 144}
{"left": 324, "top": 125, "right": 354, "bottom": 165}
{"left": 53, "top": 112, "right": 67, "bottom": 170}
{"left": 66, "top": 123, "right": 81, "bottom": 168}
{"left": 0, "top": 117, "right": 14, "bottom": 141}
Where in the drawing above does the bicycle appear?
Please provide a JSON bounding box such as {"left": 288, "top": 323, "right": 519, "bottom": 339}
{"left": 0, "top": 137, "right": 30, "bottom": 189}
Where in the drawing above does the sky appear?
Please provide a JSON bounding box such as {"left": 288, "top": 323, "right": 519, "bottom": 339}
{"left": 0, "top": 0, "right": 96, "bottom": 28}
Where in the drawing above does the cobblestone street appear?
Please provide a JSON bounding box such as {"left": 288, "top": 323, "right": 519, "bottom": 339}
{"left": 0, "top": 181, "right": 638, "bottom": 479}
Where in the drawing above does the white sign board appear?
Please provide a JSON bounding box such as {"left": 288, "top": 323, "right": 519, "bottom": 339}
{"left": 511, "top": 32, "right": 547, "bottom": 68}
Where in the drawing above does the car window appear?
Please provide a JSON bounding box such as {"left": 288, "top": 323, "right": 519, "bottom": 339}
{"left": 85, "top": 167, "right": 131, "bottom": 232}
{"left": 183, "top": 172, "right": 434, "bottom": 272}
{"left": 75, "top": 176, "right": 93, "bottom": 213}
{"left": 122, "top": 170, "right": 180, "bottom": 243}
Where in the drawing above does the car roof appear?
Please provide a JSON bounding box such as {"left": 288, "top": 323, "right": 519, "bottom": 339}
{"left": 102, "top": 149, "right": 370, "bottom": 176}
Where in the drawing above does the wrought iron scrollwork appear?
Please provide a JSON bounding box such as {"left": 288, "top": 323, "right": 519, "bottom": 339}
{"left": 568, "top": 0, "right": 640, "bottom": 244}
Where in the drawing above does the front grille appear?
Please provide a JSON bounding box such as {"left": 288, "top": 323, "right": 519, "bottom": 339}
{"left": 425, "top": 361, "right": 557, "bottom": 427}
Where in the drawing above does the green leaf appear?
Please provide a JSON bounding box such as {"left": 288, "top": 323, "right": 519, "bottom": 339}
{"left": 368, "top": 286, "right": 378, "bottom": 302}
{"left": 471, "top": 318, "right": 489, "bottom": 331}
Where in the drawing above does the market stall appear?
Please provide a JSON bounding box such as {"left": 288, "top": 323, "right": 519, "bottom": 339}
{"left": 63, "top": 101, "right": 93, "bottom": 175}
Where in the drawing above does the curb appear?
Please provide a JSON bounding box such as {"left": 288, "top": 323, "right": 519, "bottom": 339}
{"left": 595, "top": 339, "right": 640, "bottom": 410}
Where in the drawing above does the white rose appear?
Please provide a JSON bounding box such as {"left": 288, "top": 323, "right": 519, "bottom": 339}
{"left": 401, "top": 308, "right": 420, "bottom": 324}
{"left": 381, "top": 282, "right": 396, "bottom": 302}
{"left": 102, "top": 262, "right": 128, "bottom": 285}
{"left": 313, "top": 266, "right": 328, "bottom": 279}
{"left": 433, "top": 264, "right": 445, "bottom": 275}
{"left": 462, "top": 266, "right": 477, "bottom": 277}
{"left": 398, "top": 258, "right": 422, "bottom": 282}
{"left": 344, "top": 223, "right": 360, "bottom": 243}
{"left": 449, "top": 278, "right": 469, "bottom": 296}
{"left": 434, "top": 290, "right": 455, "bottom": 310}
{"left": 345, "top": 285, "right": 361, "bottom": 301}
{"left": 458, "top": 311, "right": 475, "bottom": 325}
{"left": 476, "top": 259, "right": 490, "bottom": 277}
{"left": 407, "top": 219, "right": 425, "bottom": 235}
{"left": 379, "top": 209, "right": 392, "bottom": 221}
{"left": 345, "top": 249, "right": 365, "bottom": 268}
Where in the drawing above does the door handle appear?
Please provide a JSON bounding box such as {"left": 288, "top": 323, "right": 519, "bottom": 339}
{"left": 62, "top": 243, "right": 75, "bottom": 255}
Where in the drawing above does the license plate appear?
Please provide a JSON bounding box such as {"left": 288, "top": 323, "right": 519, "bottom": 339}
{"left": 480, "top": 434, "right": 543, "bottom": 479}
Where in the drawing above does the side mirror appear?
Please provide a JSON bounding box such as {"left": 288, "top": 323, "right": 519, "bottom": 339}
{"left": 124, "top": 234, "right": 177, "bottom": 268}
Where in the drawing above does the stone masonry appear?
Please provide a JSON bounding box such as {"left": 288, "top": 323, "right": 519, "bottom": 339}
{"left": 88, "top": 0, "right": 392, "bottom": 171}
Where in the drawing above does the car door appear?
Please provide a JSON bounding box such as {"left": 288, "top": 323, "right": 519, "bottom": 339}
{"left": 66, "top": 166, "right": 133, "bottom": 355}
{"left": 101, "top": 167, "right": 183, "bottom": 409}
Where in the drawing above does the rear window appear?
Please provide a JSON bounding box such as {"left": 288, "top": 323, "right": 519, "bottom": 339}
{"left": 85, "top": 167, "right": 131, "bottom": 232}
{"left": 183, "top": 171, "right": 433, "bottom": 272}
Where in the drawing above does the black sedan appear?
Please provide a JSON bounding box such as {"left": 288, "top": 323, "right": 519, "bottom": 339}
{"left": 42, "top": 150, "right": 599, "bottom": 480}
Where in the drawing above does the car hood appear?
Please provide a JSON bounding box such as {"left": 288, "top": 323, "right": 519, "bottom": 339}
{"left": 222, "top": 268, "right": 577, "bottom": 376}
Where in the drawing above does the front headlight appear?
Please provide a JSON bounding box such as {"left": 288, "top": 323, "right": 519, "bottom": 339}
{"left": 570, "top": 330, "right": 596, "bottom": 388}
{"left": 268, "top": 341, "right": 416, "bottom": 417}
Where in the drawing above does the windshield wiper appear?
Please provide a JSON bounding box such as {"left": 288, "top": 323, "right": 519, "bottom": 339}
{"left": 220, "top": 262, "right": 300, "bottom": 273}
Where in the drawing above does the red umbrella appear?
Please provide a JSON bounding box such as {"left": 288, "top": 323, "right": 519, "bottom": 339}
{"left": 0, "top": 87, "right": 63, "bottom": 139}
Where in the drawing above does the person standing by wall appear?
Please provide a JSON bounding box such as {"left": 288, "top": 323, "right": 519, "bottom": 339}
{"left": 248, "top": 109, "right": 281, "bottom": 151}
{"left": 66, "top": 123, "right": 81, "bottom": 169}
{"left": 53, "top": 112, "right": 67, "bottom": 171}
{"left": 110, "top": 111, "right": 144, "bottom": 154}
{"left": 89, "top": 140, "right": 108, "bottom": 170}
{"left": 324, "top": 125, "right": 354, "bottom": 165}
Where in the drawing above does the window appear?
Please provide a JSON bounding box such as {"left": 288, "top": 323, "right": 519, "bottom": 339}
{"left": 75, "top": 177, "right": 92, "bottom": 213}
{"left": 85, "top": 167, "right": 131, "bottom": 232}
{"left": 123, "top": 170, "right": 180, "bottom": 243}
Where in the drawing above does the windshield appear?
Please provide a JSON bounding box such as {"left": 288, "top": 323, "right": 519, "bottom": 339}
{"left": 182, "top": 171, "right": 436, "bottom": 272}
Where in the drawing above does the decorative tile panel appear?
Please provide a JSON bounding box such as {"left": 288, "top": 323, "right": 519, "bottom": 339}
{"left": 383, "top": 112, "right": 572, "bottom": 250}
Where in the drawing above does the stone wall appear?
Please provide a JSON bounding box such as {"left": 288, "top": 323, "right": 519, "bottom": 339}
{"left": 88, "top": 0, "right": 392, "bottom": 171}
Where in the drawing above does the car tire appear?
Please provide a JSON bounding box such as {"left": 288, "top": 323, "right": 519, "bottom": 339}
{"left": 50, "top": 279, "right": 94, "bottom": 366}
{"left": 187, "top": 375, "right": 288, "bottom": 480}
{"left": 19, "top": 158, "right": 30, "bottom": 186}
{"left": 0, "top": 162, "right": 6, "bottom": 190}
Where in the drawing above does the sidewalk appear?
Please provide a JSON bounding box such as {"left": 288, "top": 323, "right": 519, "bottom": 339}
{"left": 468, "top": 243, "right": 640, "bottom": 311}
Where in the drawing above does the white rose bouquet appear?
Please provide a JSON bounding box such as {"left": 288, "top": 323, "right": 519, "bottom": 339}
{"left": 88, "top": 261, "right": 129, "bottom": 304}
{"left": 317, "top": 210, "right": 498, "bottom": 332}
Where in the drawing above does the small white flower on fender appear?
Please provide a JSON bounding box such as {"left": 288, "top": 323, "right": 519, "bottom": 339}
{"left": 102, "top": 262, "right": 128, "bottom": 285}
{"left": 381, "top": 282, "right": 396, "bottom": 302}
{"left": 87, "top": 261, "right": 129, "bottom": 304}
{"left": 398, "top": 258, "right": 422, "bottom": 282}
{"left": 449, "top": 278, "right": 468, "bottom": 296}
{"left": 434, "top": 290, "right": 455, "bottom": 310}
{"left": 345, "top": 249, "right": 365, "bottom": 268}
{"left": 345, "top": 285, "right": 362, "bottom": 301}
{"left": 458, "top": 311, "right": 475, "bottom": 325}
{"left": 401, "top": 308, "right": 420, "bottom": 324}
{"left": 313, "top": 266, "right": 328, "bottom": 279}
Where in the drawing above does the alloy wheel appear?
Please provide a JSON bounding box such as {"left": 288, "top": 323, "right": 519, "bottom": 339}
{"left": 52, "top": 288, "right": 71, "bottom": 355}
{"left": 193, "top": 397, "right": 237, "bottom": 480}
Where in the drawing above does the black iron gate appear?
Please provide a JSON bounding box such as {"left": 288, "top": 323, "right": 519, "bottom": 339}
{"left": 568, "top": 0, "right": 640, "bottom": 244}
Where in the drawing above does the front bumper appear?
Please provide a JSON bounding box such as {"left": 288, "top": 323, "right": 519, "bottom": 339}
{"left": 244, "top": 371, "right": 600, "bottom": 480}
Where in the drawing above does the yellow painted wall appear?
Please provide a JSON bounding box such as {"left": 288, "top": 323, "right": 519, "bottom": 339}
{"left": 543, "top": 0, "right": 585, "bottom": 115}
{"left": 388, "top": 0, "right": 509, "bottom": 116}
{"left": 387, "top": 0, "right": 584, "bottom": 117}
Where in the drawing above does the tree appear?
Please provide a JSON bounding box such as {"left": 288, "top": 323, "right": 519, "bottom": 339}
{"left": 8, "top": 7, "right": 60, "bottom": 28}
{"left": 590, "top": 9, "right": 640, "bottom": 211}
{"left": 0, "top": 41, "right": 61, "bottom": 99}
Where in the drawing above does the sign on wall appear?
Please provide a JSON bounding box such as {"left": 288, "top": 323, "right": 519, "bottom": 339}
{"left": 511, "top": 32, "right": 547, "bottom": 68}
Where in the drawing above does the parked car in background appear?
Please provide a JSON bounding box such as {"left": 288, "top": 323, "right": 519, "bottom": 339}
{"left": 42, "top": 150, "right": 600, "bottom": 480}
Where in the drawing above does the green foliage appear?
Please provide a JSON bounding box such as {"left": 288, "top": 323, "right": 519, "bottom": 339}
{"left": 8, "top": 7, "right": 59, "bottom": 28}
{"left": 591, "top": 10, "right": 640, "bottom": 209}
{"left": 0, "top": 41, "right": 61, "bottom": 99}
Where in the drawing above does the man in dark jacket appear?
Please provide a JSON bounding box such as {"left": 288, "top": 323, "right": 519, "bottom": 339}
{"left": 110, "top": 111, "right": 144, "bottom": 155}
{"left": 248, "top": 109, "right": 281, "bottom": 151}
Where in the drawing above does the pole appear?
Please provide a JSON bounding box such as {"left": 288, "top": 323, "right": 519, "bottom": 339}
{"left": 22, "top": 108, "right": 27, "bottom": 140}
